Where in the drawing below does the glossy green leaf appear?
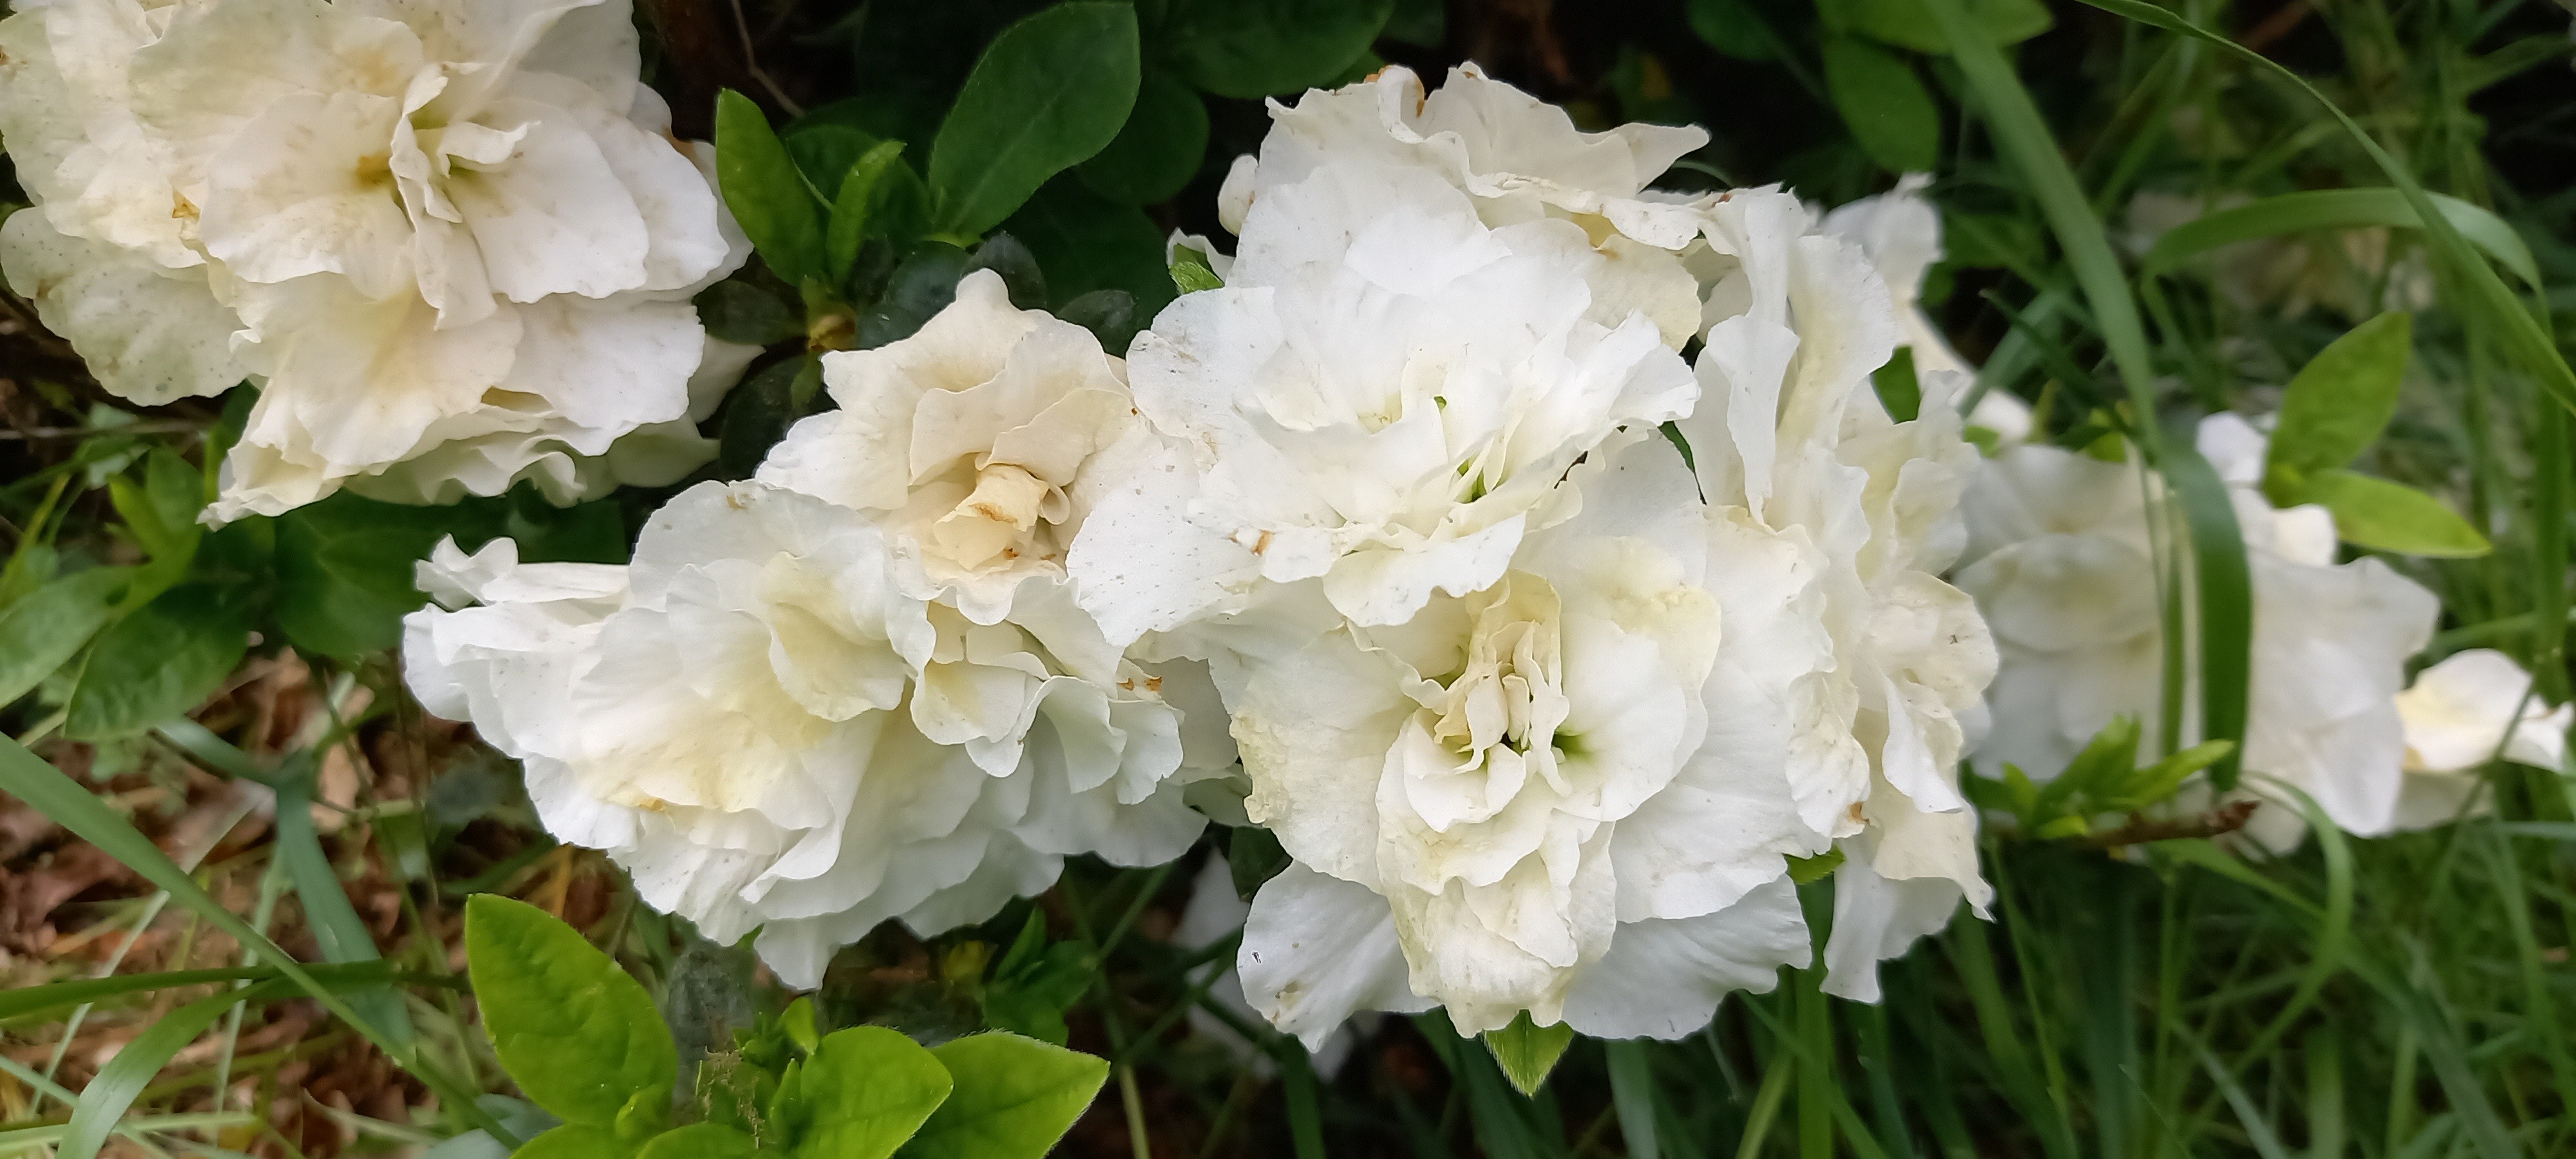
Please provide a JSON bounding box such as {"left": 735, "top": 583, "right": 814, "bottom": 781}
{"left": 1161, "top": 0, "right": 1394, "bottom": 99}
{"left": 1005, "top": 178, "right": 1174, "bottom": 327}
{"left": 856, "top": 244, "right": 975, "bottom": 350}
{"left": 2140, "top": 189, "right": 2539, "bottom": 288}
{"left": 929, "top": 3, "right": 1141, "bottom": 238}
{"left": 0, "top": 566, "right": 130, "bottom": 708}
{"left": 638, "top": 1124, "right": 755, "bottom": 1159}
{"left": 1482, "top": 1012, "right": 1575, "bottom": 1097}
{"left": 2300, "top": 470, "right": 2492, "bottom": 558}
{"left": 694, "top": 279, "right": 806, "bottom": 347}
{"left": 2262, "top": 312, "right": 2412, "bottom": 507}
{"left": 64, "top": 581, "right": 251, "bottom": 741}
{"left": 898, "top": 1032, "right": 1108, "bottom": 1159}
{"left": 786, "top": 124, "right": 883, "bottom": 196}
{"left": 1837, "top": 0, "right": 2053, "bottom": 53}
{"left": 510, "top": 1124, "right": 630, "bottom": 1159}
{"left": 828, "top": 140, "right": 916, "bottom": 283}
{"left": 1056, "top": 289, "right": 1137, "bottom": 352}
{"left": 1787, "top": 848, "right": 1848, "bottom": 884}
{"left": 1873, "top": 346, "right": 1923, "bottom": 422}
{"left": 61, "top": 979, "right": 290, "bottom": 1159}
{"left": 718, "top": 89, "right": 828, "bottom": 284}
{"left": 1823, "top": 35, "right": 1940, "bottom": 174}
{"left": 1077, "top": 69, "right": 1209, "bottom": 205}
{"left": 796, "top": 1026, "right": 953, "bottom": 1159}
{"left": 717, "top": 357, "right": 815, "bottom": 479}
{"left": 1689, "top": 0, "right": 1777, "bottom": 60}
{"left": 464, "top": 894, "right": 678, "bottom": 1127}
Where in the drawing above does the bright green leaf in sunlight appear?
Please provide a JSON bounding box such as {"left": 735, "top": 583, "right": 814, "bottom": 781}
{"left": 1822, "top": 35, "right": 1940, "bottom": 173}
{"left": 508, "top": 1124, "right": 628, "bottom": 1159}
{"left": 717, "top": 89, "right": 828, "bottom": 285}
{"left": 64, "top": 581, "right": 251, "bottom": 741}
{"left": 639, "top": 1123, "right": 757, "bottom": 1158}
{"left": 1160, "top": 0, "right": 1395, "bottom": 100}
{"left": 1483, "top": 1012, "right": 1577, "bottom": 1097}
{"left": 929, "top": 3, "right": 1140, "bottom": 238}
{"left": 464, "top": 895, "right": 677, "bottom": 1128}
{"left": 2300, "top": 469, "right": 2492, "bottom": 558}
{"left": 2263, "top": 312, "right": 2413, "bottom": 505}
{"left": 899, "top": 1032, "right": 1108, "bottom": 1159}
{"left": 795, "top": 1026, "right": 952, "bottom": 1159}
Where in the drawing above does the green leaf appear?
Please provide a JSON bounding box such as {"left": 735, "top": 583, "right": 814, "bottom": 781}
{"left": 786, "top": 124, "right": 884, "bottom": 197}
{"left": 0, "top": 961, "right": 405, "bottom": 1024}
{"left": 0, "top": 566, "right": 131, "bottom": 708}
{"left": 718, "top": 89, "right": 828, "bottom": 284}
{"left": 1161, "top": 0, "right": 1394, "bottom": 99}
{"left": 638, "top": 1124, "right": 757, "bottom": 1159}
{"left": 694, "top": 279, "right": 806, "bottom": 347}
{"left": 1873, "top": 346, "right": 1922, "bottom": 422}
{"left": 1786, "top": 848, "right": 1847, "bottom": 884}
{"left": 1077, "top": 68, "right": 1209, "bottom": 205}
{"left": 1837, "top": 0, "right": 2052, "bottom": 53}
{"left": 971, "top": 234, "right": 1050, "bottom": 310}
{"left": 717, "top": 357, "right": 817, "bottom": 479}
{"left": 464, "top": 895, "right": 678, "bottom": 1127}
{"left": 1056, "top": 289, "right": 1137, "bottom": 352}
{"left": 1227, "top": 823, "right": 1292, "bottom": 901}
{"left": 1689, "top": 0, "right": 1777, "bottom": 60}
{"left": 61, "top": 979, "right": 292, "bottom": 1159}
{"left": 64, "top": 581, "right": 251, "bottom": 741}
{"left": 1823, "top": 35, "right": 1940, "bottom": 174}
{"left": 1170, "top": 243, "right": 1224, "bottom": 294}
{"left": 856, "top": 243, "right": 976, "bottom": 350}
{"left": 1005, "top": 178, "right": 1175, "bottom": 328}
{"left": 511, "top": 1124, "right": 630, "bottom": 1159}
{"left": 828, "top": 140, "right": 916, "bottom": 283}
{"left": 2139, "top": 189, "right": 2540, "bottom": 288}
{"left": 2262, "top": 312, "right": 2413, "bottom": 501}
{"left": 2299, "top": 470, "right": 2492, "bottom": 558}
{"left": 1482, "top": 1012, "right": 1575, "bottom": 1097}
{"left": 898, "top": 1033, "right": 1108, "bottom": 1159}
{"left": 1604, "top": 1039, "right": 1661, "bottom": 1159}
{"left": 981, "top": 912, "right": 1094, "bottom": 1046}
{"left": 929, "top": 3, "right": 1141, "bottom": 238}
{"left": 797, "top": 1026, "right": 954, "bottom": 1159}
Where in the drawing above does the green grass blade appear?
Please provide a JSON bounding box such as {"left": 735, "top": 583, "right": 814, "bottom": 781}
{"left": 59, "top": 979, "right": 289, "bottom": 1159}
{"left": 275, "top": 766, "right": 412, "bottom": 1047}
{"left": 2154, "top": 437, "right": 2251, "bottom": 787}
{"left": 2228, "top": 780, "right": 2353, "bottom": 1064}
{"left": 1734, "top": 1050, "right": 1794, "bottom": 1159}
{"left": 0, "top": 736, "right": 513, "bottom": 1145}
{"left": 0, "top": 962, "right": 415, "bottom": 1022}
{"left": 2175, "top": 1022, "right": 2293, "bottom": 1159}
{"left": 1920, "top": 0, "right": 2159, "bottom": 455}
{"left": 2070, "top": 0, "right": 2576, "bottom": 419}
{"left": 1280, "top": 1044, "right": 1327, "bottom": 1159}
{"left": 2141, "top": 189, "right": 2540, "bottom": 287}
{"left": 1605, "top": 1039, "right": 1661, "bottom": 1159}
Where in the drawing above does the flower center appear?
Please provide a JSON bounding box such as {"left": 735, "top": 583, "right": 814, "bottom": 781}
{"left": 927, "top": 462, "right": 1057, "bottom": 571}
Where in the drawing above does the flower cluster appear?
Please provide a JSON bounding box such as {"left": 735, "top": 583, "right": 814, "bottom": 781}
{"left": 399, "top": 65, "right": 2005, "bottom": 1038}
{"left": 0, "top": 0, "right": 747, "bottom": 519}
{"left": 406, "top": 273, "right": 1209, "bottom": 987}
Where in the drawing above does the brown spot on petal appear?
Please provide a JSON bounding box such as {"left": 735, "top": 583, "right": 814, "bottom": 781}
{"left": 1252, "top": 529, "right": 1274, "bottom": 554}
{"left": 1846, "top": 802, "right": 1866, "bottom": 824}
{"left": 1144, "top": 675, "right": 1164, "bottom": 692}
{"left": 171, "top": 192, "right": 198, "bottom": 221}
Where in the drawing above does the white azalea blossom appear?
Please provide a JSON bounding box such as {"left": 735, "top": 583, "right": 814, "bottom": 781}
{"left": 403, "top": 480, "right": 1202, "bottom": 988}
{"left": 0, "top": 0, "right": 747, "bottom": 519}
{"left": 1226, "top": 440, "right": 1809, "bottom": 1042}
{"left": 1672, "top": 187, "right": 1998, "bottom": 1002}
{"left": 1210, "top": 63, "right": 1710, "bottom": 350}
{"left": 1956, "top": 413, "right": 2441, "bottom": 849}
{"left": 1068, "top": 156, "right": 1698, "bottom": 643}
{"left": 2391, "top": 649, "right": 2571, "bottom": 827}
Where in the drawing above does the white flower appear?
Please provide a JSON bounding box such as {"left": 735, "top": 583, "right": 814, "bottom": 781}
{"left": 2391, "top": 649, "right": 2570, "bottom": 827}
{"left": 403, "top": 480, "right": 1202, "bottom": 988}
{"left": 1672, "top": 187, "right": 1998, "bottom": 1003}
{"left": 1225, "top": 440, "right": 1809, "bottom": 1042}
{"left": 1215, "top": 64, "right": 1709, "bottom": 350}
{"left": 1171, "top": 853, "right": 1367, "bottom": 1078}
{"left": 1819, "top": 174, "right": 1971, "bottom": 381}
{"left": 0, "top": 0, "right": 748, "bottom": 520}
{"left": 1068, "top": 157, "right": 1698, "bottom": 643}
{"left": 1956, "top": 413, "right": 2441, "bottom": 849}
